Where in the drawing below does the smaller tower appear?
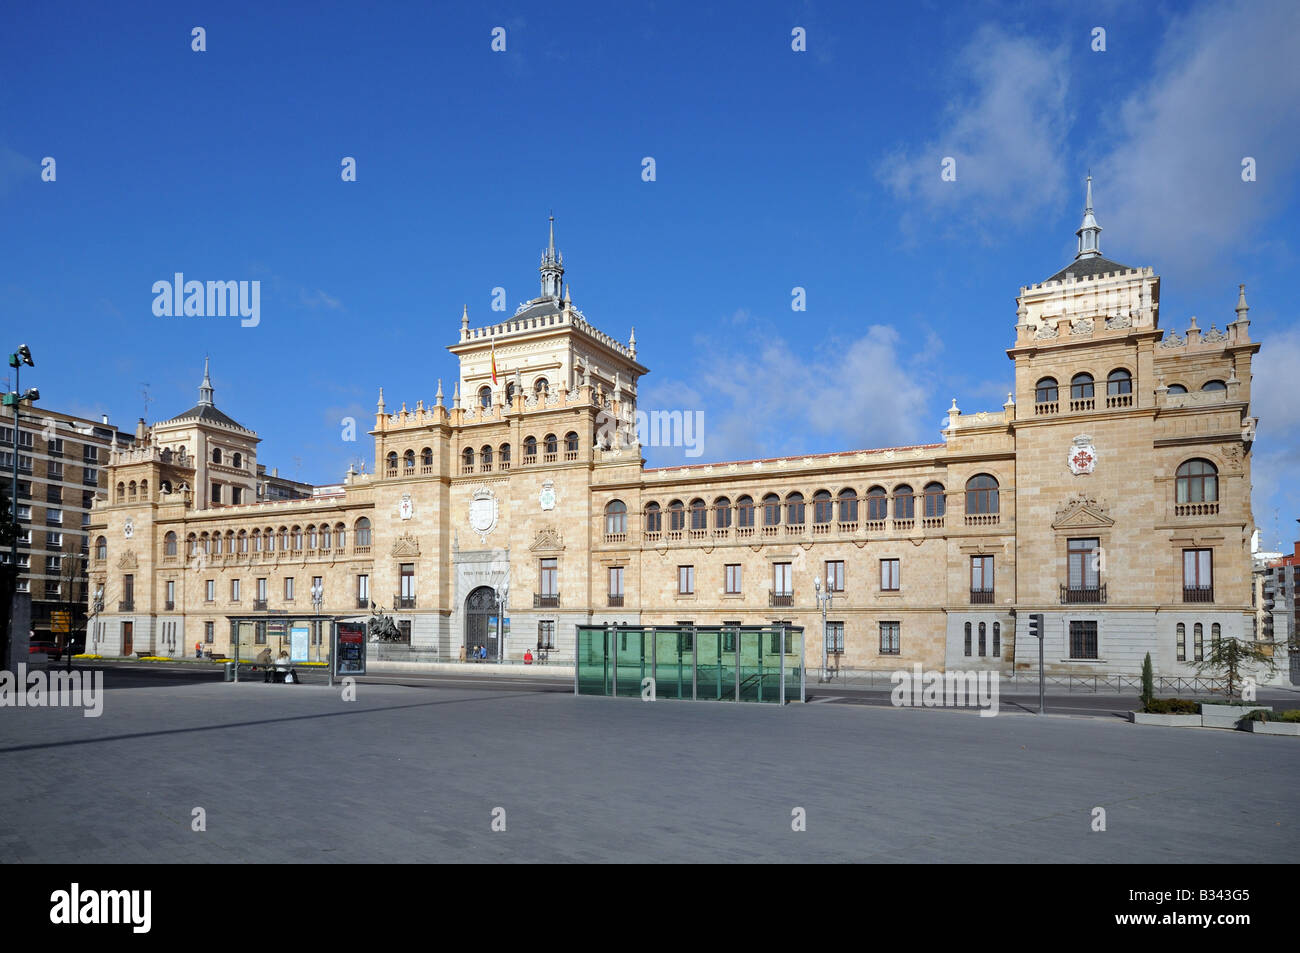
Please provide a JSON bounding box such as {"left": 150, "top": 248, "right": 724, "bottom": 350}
{"left": 1075, "top": 174, "right": 1102, "bottom": 260}
{"left": 198, "top": 355, "right": 214, "bottom": 406}
{"left": 539, "top": 214, "right": 564, "bottom": 299}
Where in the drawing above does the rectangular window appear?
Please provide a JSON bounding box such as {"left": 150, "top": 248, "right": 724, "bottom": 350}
{"left": 357, "top": 574, "right": 369, "bottom": 604}
{"left": 285, "top": 576, "right": 295, "bottom": 600}
{"left": 1069, "top": 620, "right": 1099, "bottom": 659}
{"left": 826, "top": 621, "right": 844, "bottom": 654}
{"left": 725, "top": 564, "right": 742, "bottom": 594}
{"left": 608, "top": 566, "right": 624, "bottom": 596}
{"left": 211, "top": 482, "right": 221, "bottom": 504}
{"left": 678, "top": 565, "right": 695, "bottom": 595}
{"left": 880, "top": 558, "right": 900, "bottom": 591}
{"left": 1068, "top": 538, "right": 1101, "bottom": 588}
{"left": 538, "top": 620, "right": 555, "bottom": 650}
{"left": 46, "top": 461, "right": 64, "bottom": 481}
{"left": 400, "top": 564, "right": 415, "bottom": 604}
{"left": 45, "top": 530, "right": 62, "bottom": 548}
{"left": 205, "top": 579, "right": 215, "bottom": 602}
{"left": 166, "top": 580, "right": 175, "bottom": 605}
{"left": 204, "top": 621, "right": 214, "bottom": 644}
{"left": 539, "top": 558, "right": 558, "bottom": 596}
{"left": 971, "top": 555, "right": 994, "bottom": 592}
{"left": 231, "top": 486, "right": 242, "bottom": 505}
{"left": 773, "top": 562, "right": 792, "bottom": 596}
{"left": 1182, "top": 549, "right": 1213, "bottom": 600}
{"left": 257, "top": 577, "right": 267, "bottom": 601}
{"left": 230, "top": 578, "right": 241, "bottom": 602}
{"left": 825, "top": 560, "right": 845, "bottom": 592}
{"left": 879, "top": 621, "right": 901, "bottom": 655}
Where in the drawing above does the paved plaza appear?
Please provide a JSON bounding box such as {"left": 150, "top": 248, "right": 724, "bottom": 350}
{"left": 1, "top": 674, "right": 1296, "bottom": 863}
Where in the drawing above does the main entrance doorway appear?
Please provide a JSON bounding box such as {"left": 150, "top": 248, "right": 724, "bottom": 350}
{"left": 121, "top": 621, "right": 133, "bottom": 656}
{"left": 465, "top": 586, "right": 499, "bottom": 660}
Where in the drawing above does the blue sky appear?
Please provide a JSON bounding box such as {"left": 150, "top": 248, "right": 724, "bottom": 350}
{"left": 2, "top": 0, "right": 1298, "bottom": 547}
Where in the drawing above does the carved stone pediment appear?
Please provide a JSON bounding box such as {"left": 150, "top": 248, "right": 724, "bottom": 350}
{"left": 1052, "top": 495, "right": 1114, "bottom": 530}
{"left": 116, "top": 550, "right": 138, "bottom": 570}
{"left": 390, "top": 532, "right": 421, "bottom": 557}
{"left": 529, "top": 527, "right": 564, "bottom": 553}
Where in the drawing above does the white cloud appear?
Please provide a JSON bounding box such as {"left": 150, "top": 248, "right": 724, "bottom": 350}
{"left": 640, "top": 321, "right": 940, "bottom": 465}
{"left": 877, "top": 26, "right": 1072, "bottom": 240}
{"left": 1095, "top": 0, "right": 1300, "bottom": 272}
{"left": 1249, "top": 323, "right": 1300, "bottom": 546}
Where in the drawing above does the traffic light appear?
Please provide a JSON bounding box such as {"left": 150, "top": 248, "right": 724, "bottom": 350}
{"left": 1028, "top": 613, "right": 1043, "bottom": 640}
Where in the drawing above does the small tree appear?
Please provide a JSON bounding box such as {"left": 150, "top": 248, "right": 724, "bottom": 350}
{"left": 1194, "top": 636, "right": 1276, "bottom": 702}
{"left": 1140, "top": 652, "right": 1154, "bottom": 711}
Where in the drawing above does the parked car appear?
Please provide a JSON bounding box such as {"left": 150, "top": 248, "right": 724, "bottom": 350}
{"left": 29, "top": 639, "right": 60, "bottom": 660}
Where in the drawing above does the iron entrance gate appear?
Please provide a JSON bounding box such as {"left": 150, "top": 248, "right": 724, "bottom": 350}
{"left": 465, "top": 586, "right": 499, "bottom": 660}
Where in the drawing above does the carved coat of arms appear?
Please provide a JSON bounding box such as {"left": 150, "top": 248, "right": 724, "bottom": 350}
{"left": 469, "top": 487, "right": 499, "bottom": 540}
{"left": 1068, "top": 435, "right": 1098, "bottom": 476}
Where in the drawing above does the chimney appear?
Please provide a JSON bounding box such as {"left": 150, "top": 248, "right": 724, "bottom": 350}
{"left": 101, "top": 414, "right": 109, "bottom": 425}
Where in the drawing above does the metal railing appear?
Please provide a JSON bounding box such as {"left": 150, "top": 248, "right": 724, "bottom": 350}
{"left": 769, "top": 591, "right": 794, "bottom": 608}
{"left": 1183, "top": 585, "right": 1214, "bottom": 603}
{"left": 1061, "top": 583, "right": 1106, "bottom": 604}
{"left": 534, "top": 593, "right": 560, "bottom": 608}
{"left": 970, "top": 588, "right": 995, "bottom": 604}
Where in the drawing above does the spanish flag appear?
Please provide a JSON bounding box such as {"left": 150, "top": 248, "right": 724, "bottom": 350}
{"left": 490, "top": 338, "right": 498, "bottom": 385}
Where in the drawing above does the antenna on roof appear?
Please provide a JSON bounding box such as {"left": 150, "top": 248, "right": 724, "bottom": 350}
{"left": 140, "top": 382, "right": 153, "bottom": 421}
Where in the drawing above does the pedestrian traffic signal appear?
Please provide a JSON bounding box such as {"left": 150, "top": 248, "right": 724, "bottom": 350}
{"left": 1028, "top": 613, "right": 1043, "bottom": 640}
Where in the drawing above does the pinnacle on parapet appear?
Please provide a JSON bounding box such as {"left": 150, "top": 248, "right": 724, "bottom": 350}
{"left": 1075, "top": 174, "right": 1102, "bottom": 260}
{"left": 1236, "top": 284, "right": 1249, "bottom": 320}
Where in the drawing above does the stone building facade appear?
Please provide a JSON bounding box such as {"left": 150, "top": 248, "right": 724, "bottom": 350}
{"left": 86, "top": 189, "right": 1263, "bottom": 677}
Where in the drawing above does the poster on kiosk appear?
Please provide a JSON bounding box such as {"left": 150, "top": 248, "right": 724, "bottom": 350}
{"left": 335, "top": 622, "right": 367, "bottom": 676}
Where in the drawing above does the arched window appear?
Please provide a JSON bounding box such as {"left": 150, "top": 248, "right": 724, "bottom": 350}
{"left": 160, "top": 480, "right": 172, "bottom": 495}
{"left": 116, "top": 482, "right": 125, "bottom": 503}
{"left": 307, "top": 525, "right": 318, "bottom": 549}
{"left": 605, "top": 500, "right": 627, "bottom": 535}
{"left": 202, "top": 532, "right": 212, "bottom": 555}
{"left": 524, "top": 436, "right": 537, "bottom": 459}
{"left": 128, "top": 481, "right": 137, "bottom": 500}
{"left": 335, "top": 523, "right": 346, "bottom": 549}
{"left": 668, "top": 500, "right": 686, "bottom": 532}
{"left": 354, "top": 518, "right": 371, "bottom": 547}
{"left": 866, "top": 486, "right": 887, "bottom": 521}
{"left": 837, "top": 488, "right": 859, "bottom": 523}
{"left": 534, "top": 377, "right": 549, "bottom": 396}
{"left": 964, "top": 622, "right": 972, "bottom": 656}
{"left": 893, "top": 484, "right": 915, "bottom": 520}
{"left": 644, "top": 502, "right": 662, "bottom": 534}
{"left": 319, "top": 524, "right": 330, "bottom": 550}
{"left": 736, "top": 495, "right": 755, "bottom": 528}
{"left": 1107, "top": 368, "right": 1132, "bottom": 395}
{"left": 478, "top": 386, "right": 492, "bottom": 410}
{"left": 786, "top": 492, "right": 805, "bottom": 525}
{"left": 1176, "top": 459, "right": 1218, "bottom": 503}
{"left": 160, "top": 448, "right": 173, "bottom": 463}
{"left": 1166, "top": 383, "right": 1188, "bottom": 394}
{"left": 187, "top": 533, "right": 197, "bottom": 556}
{"left": 1202, "top": 379, "right": 1227, "bottom": 392}
{"left": 212, "top": 533, "right": 221, "bottom": 555}
{"left": 978, "top": 622, "right": 987, "bottom": 656}
{"left": 1176, "top": 622, "right": 1186, "bottom": 661}
{"left": 386, "top": 451, "right": 398, "bottom": 472}
{"left": 714, "top": 497, "right": 732, "bottom": 529}
{"left": 95, "top": 536, "right": 107, "bottom": 560}
{"left": 924, "top": 482, "right": 946, "bottom": 517}
{"left": 762, "top": 493, "right": 781, "bottom": 526}
{"left": 506, "top": 381, "right": 516, "bottom": 404}
{"left": 565, "top": 431, "right": 579, "bottom": 455}
{"left": 993, "top": 622, "right": 1001, "bottom": 657}
{"left": 479, "top": 445, "right": 492, "bottom": 471}
{"left": 462, "top": 447, "right": 474, "bottom": 471}
{"left": 292, "top": 526, "right": 303, "bottom": 550}
{"left": 965, "top": 474, "right": 999, "bottom": 514}
{"left": 403, "top": 450, "right": 415, "bottom": 471}
{"left": 266, "top": 528, "right": 276, "bottom": 553}
{"left": 544, "top": 433, "right": 558, "bottom": 456}
{"left": 689, "top": 498, "right": 707, "bottom": 530}
{"left": 252, "top": 529, "right": 261, "bottom": 552}
{"left": 232, "top": 452, "right": 242, "bottom": 469}
{"left": 499, "top": 443, "right": 511, "bottom": 467}
{"left": 139, "top": 479, "right": 148, "bottom": 500}
{"left": 421, "top": 447, "right": 433, "bottom": 468}
{"left": 176, "top": 446, "right": 187, "bottom": 463}
{"left": 237, "top": 530, "right": 248, "bottom": 553}
{"left": 212, "top": 448, "right": 222, "bottom": 464}
{"left": 1070, "top": 373, "right": 1095, "bottom": 399}
{"left": 1035, "top": 377, "right": 1059, "bottom": 403}
{"left": 278, "top": 527, "right": 288, "bottom": 551}
{"left": 813, "top": 490, "right": 833, "bottom": 524}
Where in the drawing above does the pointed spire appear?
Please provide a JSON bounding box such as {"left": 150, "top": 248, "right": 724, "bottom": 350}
{"left": 1075, "top": 174, "right": 1102, "bottom": 260}
{"left": 1236, "top": 283, "right": 1249, "bottom": 320}
{"left": 377, "top": 386, "right": 385, "bottom": 413}
{"left": 435, "top": 379, "right": 444, "bottom": 407}
{"left": 539, "top": 214, "right": 564, "bottom": 298}
{"left": 452, "top": 380, "right": 461, "bottom": 410}
{"left": 629, "top": 326, "right": 637, "bottom": 358}
{"left": 198, "top": 356, "right": 214, "bottom": 406}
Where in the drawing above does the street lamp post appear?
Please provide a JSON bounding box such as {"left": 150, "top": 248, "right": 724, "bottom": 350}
{"left": 814, "top": 576, "right": 833, "bottom": 683}
{"left": 495, "top": 580, "right": 509, "bottom": 663}
{"left": 4, "top": 343, "right": 36, "bottom": 669}
{"left": 311, "top": 580, "right": 324, "bottom": 663}
{"left": 90, "top": 584, "right": 104, "bottom": 655}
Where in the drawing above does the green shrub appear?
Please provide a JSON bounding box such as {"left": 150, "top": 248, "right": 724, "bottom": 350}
{"left": 1143, "top": 698, "right": 1200, "bottom": 715}
{"left": 1140, "top": 653, "right": 1154, "bottom": 711}
{"left": 1244, "top": 708, "right": 1300, "bottom": 723}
